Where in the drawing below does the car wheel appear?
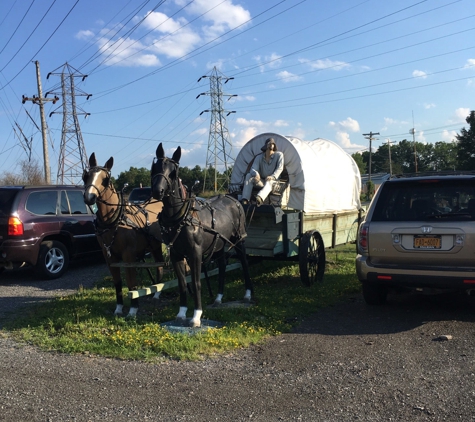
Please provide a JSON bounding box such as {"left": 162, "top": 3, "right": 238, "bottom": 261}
{"left": 36, "top": 240, "right": 70, "bottom": 279}
{"left": 362, "top": 281, "right": 388, "bottom": 305}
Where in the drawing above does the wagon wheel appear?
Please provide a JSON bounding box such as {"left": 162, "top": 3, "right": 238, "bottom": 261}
{"left": 299, "top": 230, "right": 325, "bottom": 286}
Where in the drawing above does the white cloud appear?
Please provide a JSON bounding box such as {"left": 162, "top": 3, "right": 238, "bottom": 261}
{"left": 236, "top": 117, "right": 266, "bottom": 127}
{"left": 329, "top": 117, "right": 360, "bottom": 133}
{"left": 254, "top": 53, "right": 282, "bottom": 72}
{"left": 441, "top": 130, "right": 457, "bottom": 142}
{"left": 455, "top": 107, "right": 470, "bottom": 122}
{"left": 191, "top": 128, "right": 208, "bottom": 136}
{"left": 424, "top": 103, "right": 436, "bottom": 109}
{"left": 300, "top": 58, "right": 349, "bottom": 71}
{"left": 232, "top": 127, "right": 259, "bottom": 147}
{"left": 98, "top": 38, "right": 160, "bottom": 67}
{"left": 463, "top": 58, "right": 475, "bottom": 69}
{"left": 174, "top": 0, "right": 251, "bottom": 40}
{"left": 274, "top": 120, "right": 288, "bottom": 127}
{"left": 206, "top": 59, "right": 225, "bottom": 70}
{"left": 80, "top": 0, "right": 251, "bottom": 68}
{"left": 75, "top": 30, "right": 94, "bottom": 40}
{"left": 276, "top": 70, "right": 302, "bottom": 83}
{"left": 334, "top": 131, "right": 365, "bottom": 149}
{"left": 235, "top": 95, "right": 256, "bottom": 102}
{"left": 412, "top": 70, "right": 427, "bottom": 79}
{"left": 384, "top": 117, "right": 397, "bottom": 125}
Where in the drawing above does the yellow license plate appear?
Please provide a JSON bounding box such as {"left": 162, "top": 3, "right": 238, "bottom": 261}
{"left": 413, "top": 235, "right": 441, "bottom": 249}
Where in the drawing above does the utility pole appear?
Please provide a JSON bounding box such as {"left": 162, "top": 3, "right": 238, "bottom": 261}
{"left": 22, "top": 61, "right": 59, "bottom": 184}
{"left": 386, "top": 138, "right": 394, "bottom": 176}
{"left": 362, "top": 131, "right": 380, "bottom": 184}
{"left": 410, "top": 110, "right": 418, "bottom": 173}
{"left": 197, "top": 66, "right": 237, "bottom": 193}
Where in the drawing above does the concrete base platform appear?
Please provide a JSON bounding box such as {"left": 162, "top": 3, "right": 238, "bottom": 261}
{"left": 160, "top": 318, "right": 223, "bottom": 334}
{"left": 207, "top": 300, "right": 254, "bottom": 309}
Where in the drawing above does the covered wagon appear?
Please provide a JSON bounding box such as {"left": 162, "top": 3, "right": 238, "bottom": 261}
{"left": 229, "top": 132, "right": 363, "bottom": 284}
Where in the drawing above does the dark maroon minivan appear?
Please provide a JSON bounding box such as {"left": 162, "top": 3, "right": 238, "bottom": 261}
{"left": 0, "top": 185, "right": 101, "bottom": 279}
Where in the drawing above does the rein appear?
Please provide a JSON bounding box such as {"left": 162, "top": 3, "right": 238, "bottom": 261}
{"left": 84, "top": 167, "right": 127, "bottom": 258}
{"left": 154, "top": 161, "right": 241, "bottom": 262}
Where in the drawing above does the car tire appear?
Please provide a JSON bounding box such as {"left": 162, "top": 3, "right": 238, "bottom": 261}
{"left": 362, "top": 281, "right": 388, "bottom": 305}
{"left": 36, "top": 240, "right": 70, "bottom": 280}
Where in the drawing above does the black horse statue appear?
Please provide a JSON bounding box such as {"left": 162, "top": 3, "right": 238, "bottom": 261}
{"left": 151, "top": 143, "right": 253, "bottom": 327}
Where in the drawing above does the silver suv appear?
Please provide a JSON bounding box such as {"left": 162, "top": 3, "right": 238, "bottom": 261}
{"left": 356, "top": 173, "right": 475, "bottom": 305}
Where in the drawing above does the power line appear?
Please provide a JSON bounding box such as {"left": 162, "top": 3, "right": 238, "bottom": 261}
{"left": 0, "top": 0, "right": 79, "bottom": 90}
{"left": 0, "top": 0, "right": 36, "bottom": 56}
{"left": 0, "top": 0, "right": 57, "bottom": 73}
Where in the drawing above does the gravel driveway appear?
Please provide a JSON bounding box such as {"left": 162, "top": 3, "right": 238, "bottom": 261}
{"left": 1, "top": 260, "right": 475, "bottom": 421}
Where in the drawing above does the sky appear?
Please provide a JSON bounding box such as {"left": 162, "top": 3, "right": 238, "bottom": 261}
{"left": 0, "top": 0, "right": 474, "bottom": 182}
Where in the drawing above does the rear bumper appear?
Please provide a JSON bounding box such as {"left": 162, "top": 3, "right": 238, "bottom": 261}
{"left": 356, "top": 254, "right": 475, "bottom": 290}
{"left": 0, "top": 237, "right": 41, "bottom": 268}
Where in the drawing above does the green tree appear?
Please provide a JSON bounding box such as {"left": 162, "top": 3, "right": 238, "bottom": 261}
{"left": 351, "top": 152, "right": 366, "bottom": 175}
{"left": 431, "top": 141, "right": 457, "bottom": 171}
{"left": 456, "top": 110, "right": 475, "bottom": 170}
{"left": 114, "top": 167, "right": 151, "bottom": 191}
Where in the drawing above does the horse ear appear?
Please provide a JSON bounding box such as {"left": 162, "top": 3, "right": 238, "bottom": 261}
{"left": 89, "top": 152, "right": 97, "bottom": 167}
{"left": 172, "top": 146, "right": 181, "bottom": 164}
{"left": 156, "top": 143, "right": 165, "bottom": 159}
{"left": 105, "top": 156, "right": 114, "bottom": 170}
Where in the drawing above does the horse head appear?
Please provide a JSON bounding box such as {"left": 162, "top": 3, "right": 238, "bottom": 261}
{"left": 151, "top": 143, "right": 181, "bottom": 201}
{"left": 83, "top": 152, "right": 114, "bottom": 206}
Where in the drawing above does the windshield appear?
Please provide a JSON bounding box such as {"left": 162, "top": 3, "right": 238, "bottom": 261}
{"left": 372, "top": 178, "right": 475, "bottom": 222}
{"left": 128, "top": 188, "right": 151, "bottom": 203}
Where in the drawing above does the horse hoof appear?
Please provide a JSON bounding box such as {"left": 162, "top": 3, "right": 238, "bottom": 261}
{"left": 213, "top": 299, "right": 222, "bottom": 306}
{"left": 190, "top": 320, "right": 201, "bottom": 328}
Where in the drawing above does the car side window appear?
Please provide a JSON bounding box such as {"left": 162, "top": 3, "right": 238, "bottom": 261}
{"left": 66, "top": 190, "right": 89, "bottom": 214}
{"left": 26, "top": 191, "right": 58, "bottom": 215}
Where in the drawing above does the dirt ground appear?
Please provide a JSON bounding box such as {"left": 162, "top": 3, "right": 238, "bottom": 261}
{"left": 1, "top": 260, "right": 475, "bottom": 421}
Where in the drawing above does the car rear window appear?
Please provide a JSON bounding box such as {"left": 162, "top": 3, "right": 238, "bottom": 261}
{"left": 129, "top": 188, "right": 151, "bottom": 203}
{"left": 372, "top": 178, "right": 475, "bottom": 222}
{"left": 26, "top": 191, "right": 58, "bottom": 215}
{"left": 0, "top": 189, "right": 19, "bottom": 216}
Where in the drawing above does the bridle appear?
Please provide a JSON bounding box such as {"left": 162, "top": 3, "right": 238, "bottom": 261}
{"left": 83, "top": 166, "right": 124, "bottom": 231}
{"left": 151, "top": 158, "right": 186, "bottom": 202}
{"left": 83, "top": 166, "right": 114, "bottom": 204}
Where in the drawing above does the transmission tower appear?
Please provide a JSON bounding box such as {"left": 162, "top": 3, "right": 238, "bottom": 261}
{"left": 46, "top": 63, "right": 91, "bottom": 185}
{"left": 197, "top": 67, "right": 237, "bottom": 193}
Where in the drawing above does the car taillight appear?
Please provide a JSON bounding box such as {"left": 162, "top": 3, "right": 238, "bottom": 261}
{"left": 8, "top": 216, "right": 24, "bottom": 236}
{"left": 358, "top": 223, "right": 369, "bottom": 253}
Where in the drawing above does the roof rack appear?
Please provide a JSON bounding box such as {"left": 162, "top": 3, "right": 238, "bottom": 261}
{"left": 391, "top": 170, "right": 475, "bottom": 179}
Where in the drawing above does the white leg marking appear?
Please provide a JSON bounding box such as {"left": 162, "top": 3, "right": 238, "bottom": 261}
{"left": 190, "top": 309, "right": 203, "bottom": 328}
{"left": 127, "top": 307, "right": 138, "bottom": 318}
{"left": 176, "top": 306, "right": 187, "bottom": 320}
{"left": 214, "top": 293, "right": 223, "bottom": 304}
{"left": 243, "top": 289, "right": 252, "bottom": 302}
{"left": 114, "top": 304, "right": 123, "bottom": 315}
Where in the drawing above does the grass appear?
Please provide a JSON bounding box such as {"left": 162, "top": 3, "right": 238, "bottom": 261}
{"left": 2, "top": 244, "right": 361, "bottom": 361}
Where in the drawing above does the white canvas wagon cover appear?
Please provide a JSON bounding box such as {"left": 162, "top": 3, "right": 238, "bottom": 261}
{"left": 230, "top": 132, "right": 361, "bottom": 214}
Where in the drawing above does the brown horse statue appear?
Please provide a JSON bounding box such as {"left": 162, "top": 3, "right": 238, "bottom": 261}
{"left": 151, "top": 143, "right": 253, "bottom": 327}
{"left": 83, "top": 153, "right": 164, "bottom": 317}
